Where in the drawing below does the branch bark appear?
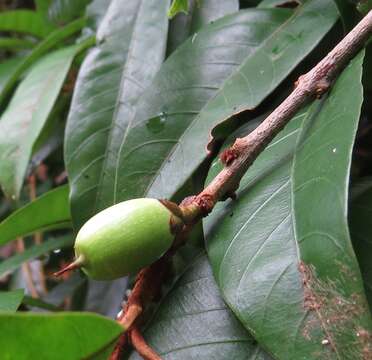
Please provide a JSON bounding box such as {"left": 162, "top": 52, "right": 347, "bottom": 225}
{"left": 111, "top": 10, "right": 372, "bottom": 359}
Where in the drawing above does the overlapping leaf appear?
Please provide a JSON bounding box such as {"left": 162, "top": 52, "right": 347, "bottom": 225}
{"left": 349, "top": 179, "right": 372, "bottom": 308}
{"left": 0, "top": 289, "right": 23, "bottom": 312}
{"left": 129, "top": 254, "right": 271, "bottom": 360}
{"left": 0, "top": 45, "right": 82, "bottom": 199}
{"left": 0, "top": 235, "right": 73, "bottom": 277}
{"left": 0, "top": 18, "right": 87, "bottom": 105}
{"left": 65, "top": 0, "right": 170, "bottom": 228}
{"left": 167, "top": 0, "right": 239, "bottom": 54}
{"left": 0, "top": 185, "right": 71, "bottom": 245}
{"left": 113, "top": 0, "right": 338, "bottom": 205}
{"left": 0, "top": 10, "right": 55, "bottom": 38}
{"left": 204, "top": 52, "right": 372, "bottom": 359}
{"left": 0, "top": 312, "right": 122, "bottom": 359}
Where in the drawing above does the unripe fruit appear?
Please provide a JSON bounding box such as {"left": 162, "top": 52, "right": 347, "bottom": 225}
{"left": 55, "top": 198, "right": 183, "bottom": 280}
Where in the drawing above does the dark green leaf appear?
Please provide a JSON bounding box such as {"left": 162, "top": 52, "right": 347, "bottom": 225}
{"left": 129, "top": 254, "right": 271, "bottom": 360}
{"left": 0, "top": 10, "right": 55, "bottom": 38}
{"left": 0, "top": 312, "right": 122, "bottom": 359}
{"left": 350, "top": 178, "right": 372, "bottom": 309}
{"left": 0, "top": 289, "right": 23, "bottom": 312}
{"left": 113, "top": 1, "right": 338, "bottom": 203}
{"left": 167, "top": 0, "right": 239, "bottom": 54}
{"left": 0, "top": 37, "right": 35, "bottom": 50}
{"left": 0, "top": 235, "right": 73, "bottom": 277}
{"left": 258, "top": 0, "right": 300, "bottom": 7}
{"left": 0, "top": 17, "right": 86, "bottom": 105}
{"left": 35, "top": 0, "right": 53, "bottom": 15}
{"left": 65, "top": 0, "right": 170, "bottom": 228}
{"left": 0, "top": 57, "right": 23, "bottom": 94}
{"left": 0, "top": 43, "right": 84, "bottom": 199}
{"left": 204, "top": 52, "right": 372, "bottom": 358}
{"left": 0, "top": 185, "right": 70, "bottom": 246}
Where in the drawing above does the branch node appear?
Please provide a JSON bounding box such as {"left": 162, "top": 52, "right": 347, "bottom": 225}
{"left": 220, "top": 147, "right": 239, "bottom": 165}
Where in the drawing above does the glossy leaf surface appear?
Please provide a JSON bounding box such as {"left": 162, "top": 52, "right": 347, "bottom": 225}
{"left": 167, "top": 0, "right": 239, "bottom": 54}
{"left": 129, "top": 254, "right": 271, "bottom": 360}
{"left": 0, "top": 45, "right": 81, "bottom": 199}
{"left": 0, "top": 186, "right": 71, "bottom": 245}
{"left": 115, "top": 0, "right": 338, "bottom": 203}
{"left": 204, "top": 52, "right": 372, "bottom": 359}
{"left": 0, "top": 289, "right": 23, "bottom": 312}
{"left": 0, "top": 312, "right": 122, "bottom": 359}
{"left": 65, "top": 0, "right": 169, "bottom": 228}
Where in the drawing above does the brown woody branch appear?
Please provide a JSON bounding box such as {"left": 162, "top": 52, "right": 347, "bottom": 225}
{"left": 111, "top": 10, "right": 372, "bottom": 359}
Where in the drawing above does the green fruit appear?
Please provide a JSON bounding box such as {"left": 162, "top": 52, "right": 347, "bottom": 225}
{"left": 56, "top": 198, "right": 182, "bottom": 280}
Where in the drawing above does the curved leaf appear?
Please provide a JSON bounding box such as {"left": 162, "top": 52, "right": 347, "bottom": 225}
{"left": 350, "top": 178, "right": 372, "bottom": 309}
{"left": 129, "top": 254, "right": 271, "bottom": 360}
{"left": 115, "top": 0, "right": 338, "bottom": 203}
{"left": 65, "top": 0, "right": 170, "bottom": 228}
{"left": 167, "top": 0, "right": 239, "bottom": 54}
{"left": 0, "top": 235, "right": 73, "bottom": 277}
{"left": 0, "top": 17, "right": 86, "bottom": 105}
{"left": 0, "top": 289, "right": 23, "bottom": 312}
{"left": 0, "top": 57, "right": 23, "bottom": 94}
{"left": 0, "top": 44, "right": 83, "bottom": 199}
{"left": 0, "top": 186, "right": 70, "bottom": 245}
{"left": 0, "top": 312, "right": 122, "bottom": 359}
{"left": 0, "top": 10, "right": 55, "bottom": 38}
{"left": 0, "top": 37, "right": 35, "bottom": 50}
{"left": 204, "top": 52, "right": 372, "bottom": 359}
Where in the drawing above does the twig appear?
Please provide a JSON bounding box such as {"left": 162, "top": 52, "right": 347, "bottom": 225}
{"left": 111, "top": 10, "right": 372, "bottom": 359}
{"left": 29, "top": 174, "right": 48, "bottom": 294}
{"left": 130, "top": 327, "right": 161, "bottom": 360}
{"left": 16, "top": 238, "right": 39, "bottom": 298}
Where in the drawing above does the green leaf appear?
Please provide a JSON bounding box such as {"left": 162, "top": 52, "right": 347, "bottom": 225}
{"left": 0, "top": 312, "right": 123, "bottom": 359}
{"left": 48, "top": 0, "right": 91, "bottom": 24}
{"left": 0, "top": 44, "right": 83, "bottom": 199}
{"left": 0, "top": 57, "right": 23, "bottom": 94}
{"left": 0, "top": 235, "right": 73, "bottom": 277}
{"left": 0, "top": 37, "right": 35, "bottom": 51}
{"left": 0, "top": 10, "right": 55, "bottom": 38}
{"left": 129, "top": 254, "right": 271, "bottom": 360}
{"left": 35, "top": 0, "right": 53, "bottom": 15}
{"left": 64, "top": 0, "right": 170, "bottom": 228}
{"left": 167, "top": 0, "right": 239, "bottom": 54}
{"left": 204, "top": 52, "right": 372, "bottom": 358}
{"left": 168, "top": 0, "right": 189, "bottom": 18}
{"left": 0, "top": 289, "right": 24, "bottom": 312}
{"left": 113, "top": 1, "right": 338, "bottom": 202}
{"left": 0, "top": 17, "right": 86, "bottom": 105}
{"left": 22, "top": 295, "right": 59, "bottom": 312}
{"left": 349, "top": 178, "right": 372, "bottom": 309}
{"left": 0, "top": 186, "right": 70, "bottom": 245}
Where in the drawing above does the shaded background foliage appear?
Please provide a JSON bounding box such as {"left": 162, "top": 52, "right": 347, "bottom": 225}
{"left": 0, "top": 0, "right": 371, "bottom": 359}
